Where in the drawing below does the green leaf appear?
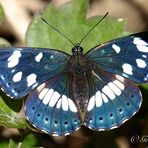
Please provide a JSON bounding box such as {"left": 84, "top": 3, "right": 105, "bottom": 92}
{"left": 140, "top": 83, "right": 148, "bottom": 90}
{"left": 0, "top": 92, "right": 27, "bottom": 129}
{"left": 26, "top": 0, "right": 125, "bottom": 54}
{"left": 21, "top": 133, "right": 38, "bottom": 148}
{"left": 0, "top": 141, "right": 8, "bottom": 148}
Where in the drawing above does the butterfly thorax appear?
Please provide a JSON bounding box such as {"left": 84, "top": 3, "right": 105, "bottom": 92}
{"left": 70, "top": 45, "right": 85, "bottom": 74}
{"left": 70, "top": 45, "right": 90, "bottom": 75}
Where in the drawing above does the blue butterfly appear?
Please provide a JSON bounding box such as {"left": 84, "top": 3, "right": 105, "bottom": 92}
{"left": 0, "top": 30, "right": 148, "bottom": 136}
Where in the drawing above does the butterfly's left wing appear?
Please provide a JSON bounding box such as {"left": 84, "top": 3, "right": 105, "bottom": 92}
{"left": 85, "top": 31, "right": 148, "bottom": 83}
{"left": 0, "top": 48, "right": 70, "bottom": 98}
{"left": 25, "top": 72, "right": 81, "bottom": 136}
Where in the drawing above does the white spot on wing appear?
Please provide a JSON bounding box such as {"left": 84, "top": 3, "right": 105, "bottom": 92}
{"left": 115, "top": 75, "right": 124, "bottom": 82}
{"left": 113, "top": 80, "right": 125, "bottom": 90}
{"left": 122, "top": 73, "right": 129, "bottom": 78}
{"left": 0, "top": 75, "right": 5, "bottom": 80}
{"left": 49, "top": 91, "right": 60, "bottom": 107}
{"left": 35, "top": 52, "right": 43, "bottom": 62}
{"left": 12, "top": 71, "right": 22, "bottom": 82}
{"left": 112, "top": 44, "right": 121, "bottom": 54}
{"left": 142, "top": 55, "right": 147, "bottom": 58}
{"left": 11, "top": 69, "right": 15, "bottom": 73}
{"left": 136, "top": 59, "right": 146, "bottom": 68}
{"left": 8, "top": 51, "right": 21, "bottom": 68}
{"left": 108, "top": 82, "right": 121, "bottom": 96}
{"left": 42, "top": 89, "right": 54, "bottom": 105}
{"left": 102, "top": 93, "right": 108, "bottom": 103}
{"left": 68, "top": 98, "right": 77, "bottom": 112}
{"left": 62, "top": 95, "right": 68, "bottom": 111}
{"left": 37, "top": 83, "right": 46, "bottom": 92}
{"left": 27, "top": 73, "right": 37, "bottom": 87}
{"left": 87, "top": 96, "right": 95, "bottom": 111}
{"left": 122, "top": 63, "right": 133, "bottom": 75}
{"left": 144, "top": 74, "right": 148, "bottom": 81}
{"left": 95, "top": 91, "right": 102, "bottom": 107}
{"left": 39, "top": 88, "right": 49, "bottom": 100}
{"left": 50, "top": 55, "right": 54, "bottom": 59}
{"left": 133, "top": 37, "right": 148, "bottom": 46}
{"left": 136, "top": 45, "right": 148, "bottom": 53}
{"left": 102, "top": 85, "right": 115, "bottom": 100}
{"left": 8, "top": 51, "right": 21, "bottom": 61}
{"left": 8, "top": 59, "right": 19, "bottom": 68}
{"left": 56, "top": 99, "right": 62, "bottom": 109}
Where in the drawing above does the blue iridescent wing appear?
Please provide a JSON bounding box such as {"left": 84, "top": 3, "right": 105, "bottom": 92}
{"left": 84, "top": 69, "right": 142, "bottom": 130}
{"left": 85, "top": 31, "right": 148, "bottom": 83}
{"left": 25, "top": 73, "right": 81, "bottom": 136}
{"left": 0, "top": 48, "right": 70, "bottom": 98}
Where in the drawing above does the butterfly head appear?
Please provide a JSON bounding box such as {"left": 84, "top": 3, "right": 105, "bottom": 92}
{"left": 72, "top": 44, "right": 83, "bottom": 55}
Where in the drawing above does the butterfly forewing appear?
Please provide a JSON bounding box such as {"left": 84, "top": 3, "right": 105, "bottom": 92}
{"left": 85, "top": 31, "right": 148, "bottom": 83}
{"left": 25, "top": 73, "right": 81, "bottom": 136}
{"left": 0, "top": 48, "right": 70, "bottom": 98}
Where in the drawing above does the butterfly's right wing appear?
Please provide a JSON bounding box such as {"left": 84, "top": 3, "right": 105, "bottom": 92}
{"left": 0, "top": 48, "right": 70, "bottom": 98}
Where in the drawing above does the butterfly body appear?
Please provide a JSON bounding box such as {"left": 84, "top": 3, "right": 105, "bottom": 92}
{"left": 69, "top": 45, "right": 96, "bottom": 113}
{"left": 0, "top": 32, "right": 148, "bottom": 135}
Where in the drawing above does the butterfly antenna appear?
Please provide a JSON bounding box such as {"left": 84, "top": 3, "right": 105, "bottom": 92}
{"left": 79, "top": 12, "right": 109, "bottom": 45}
{"left": 41, "top": 17, "right": 75, "bottom": 46}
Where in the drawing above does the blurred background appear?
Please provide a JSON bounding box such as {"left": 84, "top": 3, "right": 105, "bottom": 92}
{"left": 0, "top": 0, "right": 148, "bottom": 148}
{"left": 0, "top": 0, "right": 148, "bottom": 45}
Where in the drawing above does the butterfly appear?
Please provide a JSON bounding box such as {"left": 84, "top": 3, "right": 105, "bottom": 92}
{"left": 0, "top": 26, "right": 148, "bottom": 136}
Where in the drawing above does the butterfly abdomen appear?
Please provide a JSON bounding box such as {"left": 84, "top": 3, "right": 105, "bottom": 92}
{"left": 72, "top": 75, "right": 90, "bottom": 115}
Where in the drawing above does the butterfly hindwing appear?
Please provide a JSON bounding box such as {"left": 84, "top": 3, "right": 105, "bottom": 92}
{"left": 84, "top": 69, "right": 142, "bottom": 130}
{"left": 0, "top": 48, "right": 70, "bottom": 98}
{"left": 85, "top": 31, "right": 148, "bottom": 83}
{"left": 25, "top": 73, "right": 81, "bottom": 136}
